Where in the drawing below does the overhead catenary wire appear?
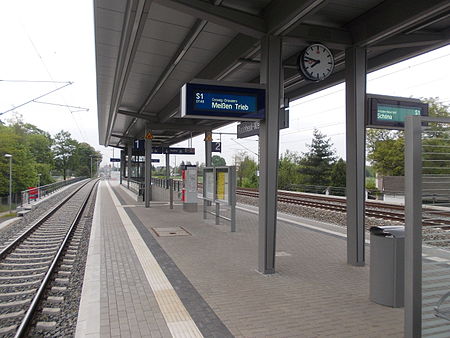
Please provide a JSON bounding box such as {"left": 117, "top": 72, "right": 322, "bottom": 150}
{"left": 23, "top": 26, "right": 87, "bottom": 141}
{"left": 0, "top": 82, "right": 73, "bottom": 116}
{"left": 230, "top": 138, "right": 258, "bottom": 157}
{"left": 33, "top": 100, "right": 89, "bottom": 112}
{"left": 0, "top": 79, "right": 70, "bottom": 84}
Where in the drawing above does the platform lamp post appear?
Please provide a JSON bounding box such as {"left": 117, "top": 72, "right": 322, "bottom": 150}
{"left": 4, "top": 154, "right": 12, "bottom": 214}
{"left": 90, "top": 155, "right": 93, "bottom": 178}
{"left": 37, "top": 173, "right": 42, "bottom": 199}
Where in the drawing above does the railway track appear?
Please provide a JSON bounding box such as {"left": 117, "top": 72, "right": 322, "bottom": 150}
{"left": 0, "top": 179, "right": 98, "bottom": 337}
{"left": 236, "top": 187, "right": 450, "bottom": 227}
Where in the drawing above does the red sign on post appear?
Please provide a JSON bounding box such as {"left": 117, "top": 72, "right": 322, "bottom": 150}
{"left": 28, "top": 187, "right": 38, "bottom": 200}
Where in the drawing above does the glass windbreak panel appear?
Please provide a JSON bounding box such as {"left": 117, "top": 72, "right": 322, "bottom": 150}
{"left": 204, "top": 170, "right": 214, "bottom": 201}
{"left": 421, "top": 124, "right": 450, "bottom": 336}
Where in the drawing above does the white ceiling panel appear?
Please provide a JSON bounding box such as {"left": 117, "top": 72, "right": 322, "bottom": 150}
{"left": 203, "top": 22, "right": 236, "bottom": 38}
{"left": 95, "top": 0, "right": 126, "bottom": 14}
{"left": 191, "top": 30, "right": 235, "bottom": 52}
{"left": 142, "top": 18, "right": 192, "bottom": 44}
{"left": 181, "top": 47, "right": 218, "bottom": 65}
{"left": 148, "top": 2, "right": 197, "bottom": 28}
{"left": 137, "top": 36, "right": 180, "bottom": 58}
{"left": 94, "top": 7, "right": 124, "bottom": 32}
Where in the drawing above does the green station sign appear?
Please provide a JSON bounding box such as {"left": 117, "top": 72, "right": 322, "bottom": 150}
{"left": 367, "top": 94, "right": 428, "bottom": 129}
{"left": 376, "top": 105, "right": 422, "bottom": 122}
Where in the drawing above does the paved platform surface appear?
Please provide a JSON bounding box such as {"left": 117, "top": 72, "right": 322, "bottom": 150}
{"left": 76, "top": 179, "right": 404, "bottom": 337}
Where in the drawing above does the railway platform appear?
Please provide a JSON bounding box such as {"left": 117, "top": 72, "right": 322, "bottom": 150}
{"left": 76, "top": 179, "right": 404, "bottom": 337}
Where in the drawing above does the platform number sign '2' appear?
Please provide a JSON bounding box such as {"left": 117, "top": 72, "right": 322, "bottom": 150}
{"left": 212, "top": 142, "right": 221, "bottom": 153}
{"left": 297, "top": 43, "right": 335, "bottom": 82}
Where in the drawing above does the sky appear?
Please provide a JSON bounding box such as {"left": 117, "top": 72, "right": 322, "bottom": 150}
{"left": 0, "top": 1, "right": 449, "bottom": 169}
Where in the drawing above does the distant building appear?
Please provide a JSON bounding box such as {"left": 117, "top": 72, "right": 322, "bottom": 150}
{"left": 376, "top": 175, "right": 405, "bottom": 203}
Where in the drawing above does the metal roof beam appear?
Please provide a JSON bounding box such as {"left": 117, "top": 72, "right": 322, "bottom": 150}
{"left": 118, "top": 109, "right": 213, "bottom": 132}
{"left": 146, "top": 123, "right": 213, "bottom": 132}
{"left": 137, "top": 20, "right": 207, "bottom": 115}
{"left": 118, "top": 109, "right": 158, "bottom": 121}
{"left": 105, "top": 0, "right": 152, "bottom": 145}
{"left": 370, "top": 32, "right": 449, "bottom": 50}
{"left": 263, "top": 0, "right": 327, "bottom": 35}
{"left": 284, "top": 24, "right": 353, "bottom": 50}
{"left": 111, "top": 133, "right": 134, "bottom": 141}
{"left": 125, "top": 1, "right": 224, "bottom": 134}
{"left": 158, "top": 34, "right": 258, "bottom": 122}
{"left": 154, "top": 0, "right": 266, "bottom": 38}
{"left": 347, "top": 0, "right": 450, "bottom": 47}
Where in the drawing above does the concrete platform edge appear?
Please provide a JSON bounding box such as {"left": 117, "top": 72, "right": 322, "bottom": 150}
{"left": 75, "top": 181, "right": 102, "bottom": 337}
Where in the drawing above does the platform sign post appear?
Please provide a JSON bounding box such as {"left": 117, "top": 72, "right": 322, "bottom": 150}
{"left": 181, "top": 80, "right": 265, "bottom": 121}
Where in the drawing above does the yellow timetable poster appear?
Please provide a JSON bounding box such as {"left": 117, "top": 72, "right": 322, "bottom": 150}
{"left": 216, "top": 171, "right": 226, "bottom": 201}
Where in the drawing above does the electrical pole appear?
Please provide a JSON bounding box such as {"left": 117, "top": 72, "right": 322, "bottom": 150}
{"left": 5, "top": 154, "right": 12, "bottom": 214}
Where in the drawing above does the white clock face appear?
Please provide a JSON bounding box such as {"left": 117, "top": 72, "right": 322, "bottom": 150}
{"left": 298, "top": 44, "right": 334, "bottom": 82}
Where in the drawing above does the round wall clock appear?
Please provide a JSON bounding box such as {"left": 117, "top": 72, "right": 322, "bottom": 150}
{"left": 297, "top": 43, "right": 335, "bottom": 82}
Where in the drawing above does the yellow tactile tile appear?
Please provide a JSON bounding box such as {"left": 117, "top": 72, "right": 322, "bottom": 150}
{"left": 106, "top": 182, "right": 203, "bottom": 338}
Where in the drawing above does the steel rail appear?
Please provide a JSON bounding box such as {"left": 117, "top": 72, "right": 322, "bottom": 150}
{"left": 0, "top": 179, "right": 91, "bottom": 259}
{"left": 236, "top": 188, "right": 450, "bottom": 227}
{"left": 14, "top": 179, "right": 99, "bottom": 338}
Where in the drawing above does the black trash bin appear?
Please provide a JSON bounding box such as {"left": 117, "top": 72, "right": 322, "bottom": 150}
{"left": 369, "top": 225, "right": 405, "bottom": 308}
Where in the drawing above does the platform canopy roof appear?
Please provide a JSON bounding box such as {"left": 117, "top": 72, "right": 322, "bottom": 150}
{"left": 94, "top": 0, "right": 450, "bottom": 148}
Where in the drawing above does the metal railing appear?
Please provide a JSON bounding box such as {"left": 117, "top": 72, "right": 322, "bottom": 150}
{"left": 151, "top": 178, "right": 182, "bottom": 192}
{"left": 20, "top": 177, "right": 87, "bottom": 207}
{"left": 128, "top": 178, "right": 145, "bottom": 197}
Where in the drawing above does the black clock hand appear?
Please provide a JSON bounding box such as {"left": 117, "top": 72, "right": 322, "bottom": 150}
{"left": 304, "top": 56, "right": 317, "bottom": 62}
{"left": 311, "top": 59, "right": 320, "bottom": 68}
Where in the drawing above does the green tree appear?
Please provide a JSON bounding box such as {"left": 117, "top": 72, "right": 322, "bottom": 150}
{"left": 330, "top": 158, "right": 346, "bottom": 188}
{"left": 6, "top": 118, "right": 55, "bottom": 186}
{"left": 234, "top": 152, "right": 258, "bottom": 188}
{"left": 367, "top": 98, "right": 450, "bottom": 176}
{"left": 72, "top": 142, "right": 102, "bottom": 177}
{"left": 211, "top": 155, "right": 226, "bottom": 166}
{"left": 366, "top": 129, "right": 405, "bottom": 176}
{"left": 0, "top": 125, "right": 38, "bottom": 195}
{"left": 53, "top": 130, "right": 77, "bottom": 180}
{"left": 298, "top": 129, "right": 336, "bottom": 186}
{"left": 278, "top": 150, "right": 301, "bottom": 190}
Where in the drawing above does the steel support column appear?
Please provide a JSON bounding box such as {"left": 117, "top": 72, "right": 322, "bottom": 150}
{"left": 404, "top": 116, "right": 423, "bottom": 337}
{"left": 144, "top": 129, "right": 152, "bottom": 207}
{"left": 345, "top": 46, "right": 366, "bottom": 266}
{"left": 127, "top": 143, "right": 132, "bottom": 190}
{"left": 258, "top": 35, "right": 282, "bottom": 274}
{"left": 205, "top": 131, "right": 213, "bottom": 207}
{"left": 120, "top": 150, "right": 125, "bottom": 185}
{"left": 165, "top": 152, "right": 170, "bottom": 188}
{"left": 205, "top": 131, "right": 212, "bottom": 166}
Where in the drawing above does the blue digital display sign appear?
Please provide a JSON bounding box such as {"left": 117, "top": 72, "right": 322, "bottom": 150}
{"left": 181, "top": 82, "right": 265, "bottom": 121}
{"left": 132, "top": 141, "right": 195, "bottom": 156}
{"left": 194, "top": 92, "right": 258, "bottom": 113}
